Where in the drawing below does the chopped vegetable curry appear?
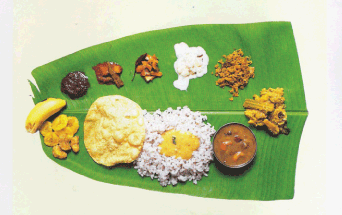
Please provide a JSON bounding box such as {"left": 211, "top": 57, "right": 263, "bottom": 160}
{"left": 243, "top": 87, "right": 290, "bottom": 135}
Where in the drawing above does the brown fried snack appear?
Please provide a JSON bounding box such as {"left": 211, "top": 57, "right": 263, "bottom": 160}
{"left": 92, "top": 62, "right": 124, "bottom": 88}
{"left": 52, "top": 145, "right": 67, "bottom": 159}
{"left": 58, "top": 134, "right": 71, "bottom": 151}
{"left": 133, "top": 53, "right": 162, "bottom": 82}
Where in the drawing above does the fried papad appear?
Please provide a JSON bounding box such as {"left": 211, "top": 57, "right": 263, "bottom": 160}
{"left": 84, "top": 95, "right": 145, "bottom": 166}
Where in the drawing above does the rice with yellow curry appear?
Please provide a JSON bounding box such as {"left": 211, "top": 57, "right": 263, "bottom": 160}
{"left": 134, "top": 106, "right": 215, "bottom": 186}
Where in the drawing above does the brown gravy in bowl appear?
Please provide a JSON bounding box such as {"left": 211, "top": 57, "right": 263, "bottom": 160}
{"left": 213, "top": 123, "right": 257, "bottom": 168}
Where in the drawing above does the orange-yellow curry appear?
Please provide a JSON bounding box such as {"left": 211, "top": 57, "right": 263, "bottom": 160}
{"left": 159, "top": 129, "right": 200, "bottom": 160}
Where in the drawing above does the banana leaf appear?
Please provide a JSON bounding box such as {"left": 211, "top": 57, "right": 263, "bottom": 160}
{"left": 29, "top": 22, "right": 308, "bottom": 200}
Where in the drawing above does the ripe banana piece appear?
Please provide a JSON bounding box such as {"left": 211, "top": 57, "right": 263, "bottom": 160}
{"left": 25, "top": 98, "right": 67, "bottom": 133}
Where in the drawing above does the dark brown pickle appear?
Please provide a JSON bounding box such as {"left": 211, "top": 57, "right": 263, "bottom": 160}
{"left": 213, "top": 123, "right": 257, "bottom": 168}
{"left": 61, "top": 71, "right": 90, "bottom": 100}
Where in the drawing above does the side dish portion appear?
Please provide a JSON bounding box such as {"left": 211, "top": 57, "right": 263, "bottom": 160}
{"left": 173, "top": 42, "right": 209, "bottom": 91}
{"left": 84, "top": 95, "right": 145, "bottom": 166}
{"left": 92, "top": 62, "right": 124, "bottom": 88}
{"left": 214, "top": 49, "right": 255, "bottom": 101}
{"left": 213, "top": 123, "right": 257, "bottom": 168}
{"left": 41, "top": 114, "right": 80, "bottom": 159}
{"left": 243, "top": 87, "right": 290, "bottom": 135}
{"left": 61, "top": 71, "right": 90, "bottom": 99}
{"left": 134, "top": 53, "right": 162, "bottom": 82}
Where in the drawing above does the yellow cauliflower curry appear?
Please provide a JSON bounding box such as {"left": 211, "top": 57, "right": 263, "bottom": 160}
{"left": 159, "top": 130, "right": 200, "bottom": 160}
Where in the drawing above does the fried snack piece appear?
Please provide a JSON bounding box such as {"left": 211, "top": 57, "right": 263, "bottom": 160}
{"left": 133, "top": 53, "right": 162, "bottom": 82}
{"left": 214, "top": 49, "right": 255, "bottom": 101}
{"left": 106, "top": 62, "right": 124, "bottom": 88}
{"left": 243, "top": 88, "right": 290, "bottom": 135}
{"left": 70, "top": 136, "right": 80, "bottom": 153}
{"left": 52, "top": 145, "right": 67, "bottom": 159}
{"left": 55, "top": 126, "right": 74, "bottom": 137}
{"left": 92, "top": 62, "right": 124, "bottom": 87}
{"left": 66, "top": 116, "right": 79, "bottom": 135}
{"left": 40, "top": 121, "right": 53, "bottom": 137}
{"left": 52, "top": 114, "right": 68, "bottom": 131}
{"left": 44, "top": 132, "right": 59, "bottom": 147}
{"left": 55, "top": 116, "right": 79, "bottom": 137}
{"left": 58, "top": 134, "right": 71, "bottom": 151}
{"left": 84, "top": 95, "right": 145, "bottom": 166}
{"left": 39, "top": 114, "right": 81, "bottom": 159}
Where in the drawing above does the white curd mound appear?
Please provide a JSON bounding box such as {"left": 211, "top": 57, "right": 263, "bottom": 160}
{"left": 173, "top": 42, "right": 209, "bottom": 91}
{"left": 133, "top": 106, "right": 216, "bottom": 186}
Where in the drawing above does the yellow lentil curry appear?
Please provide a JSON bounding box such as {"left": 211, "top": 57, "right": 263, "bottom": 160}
{"left": 159, "top": 130, "right": 200, "bottom": 160}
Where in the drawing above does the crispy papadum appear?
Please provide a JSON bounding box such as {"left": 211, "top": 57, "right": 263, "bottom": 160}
{"left": 84, "top": 95, "right": 145, "bottom": 166}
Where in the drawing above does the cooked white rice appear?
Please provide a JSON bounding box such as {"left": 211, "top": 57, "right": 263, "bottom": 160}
{"left": 133, "top": 106, "right": 216, "bottom": 186}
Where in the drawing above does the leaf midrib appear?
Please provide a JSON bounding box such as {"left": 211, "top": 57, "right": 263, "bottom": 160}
{"left": 62, "top": 109, "right": 308, "bottom": 116}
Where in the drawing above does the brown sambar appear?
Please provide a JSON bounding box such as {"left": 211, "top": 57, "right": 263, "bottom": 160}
{"left": 213, "top": 123, "right": 257, "bottom": 168}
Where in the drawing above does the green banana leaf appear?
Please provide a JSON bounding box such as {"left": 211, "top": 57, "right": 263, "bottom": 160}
{"left": 29, "top": 22, "right": 308, "bottom": 200}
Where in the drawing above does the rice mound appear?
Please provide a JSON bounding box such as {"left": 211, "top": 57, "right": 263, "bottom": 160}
{"left": 133, "top": 106, "right": 216, "bottom": 186}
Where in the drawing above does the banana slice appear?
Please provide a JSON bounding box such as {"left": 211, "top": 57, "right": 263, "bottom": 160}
{"left": 55, "top": 127, "right": 74, "bottom": 137}
{"left": 52, "top": 114, "right": 68, "bottom": 131}
{"left": 40, "top": 121, "right": 53, "bottom": 137}
{"left": 43, "top": 132, "right": 59, "bottom": 147}
{"left": 66, "top": 116, "right": 79, "bottom": 135}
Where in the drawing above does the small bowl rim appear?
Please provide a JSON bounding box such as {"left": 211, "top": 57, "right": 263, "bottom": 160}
{"left": 212, "top": 122, "right": 257, "bottom": 168}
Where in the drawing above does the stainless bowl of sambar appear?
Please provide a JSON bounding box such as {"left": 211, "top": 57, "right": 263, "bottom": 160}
{"left": 213, "top": 122, "right": 257, "bottom": 168}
